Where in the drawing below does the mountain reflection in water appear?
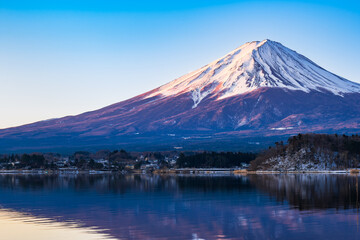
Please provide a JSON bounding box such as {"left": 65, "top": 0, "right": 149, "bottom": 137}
{"left": 0, "top": 174, "right": 358, "bottom": 240}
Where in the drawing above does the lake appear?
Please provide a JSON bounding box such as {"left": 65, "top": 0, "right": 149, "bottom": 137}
{"left": 0, "top": 174, "right": 359, "bottom": 240}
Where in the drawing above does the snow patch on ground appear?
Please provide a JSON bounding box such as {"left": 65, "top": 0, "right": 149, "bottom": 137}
{"left": 270, "top": 127, "right": 294, "bottom": 130}
{"left": 262, "top": 148, "right": 341, "bottom": 171}
{"left": 191, "top": 88, "right": 211, "bottom": 108}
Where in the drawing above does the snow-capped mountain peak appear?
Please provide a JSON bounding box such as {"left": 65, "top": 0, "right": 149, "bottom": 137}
{"left": 1, "top": 39, "right": 360, "bottom": 152}
{"left": 146, "top": 39, "right": 360, "bottom": 107}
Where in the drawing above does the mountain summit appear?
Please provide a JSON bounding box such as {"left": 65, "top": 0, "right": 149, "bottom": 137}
{"left": 1, "top": 40, "right": 360, "bottom": 152}
{"left": 147, "top": 39, "right": 360, "bottom": 109}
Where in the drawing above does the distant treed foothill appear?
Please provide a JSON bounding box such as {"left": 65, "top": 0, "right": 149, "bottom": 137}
{"left": 250, "top": 133, "right": 360, "bottom": 171}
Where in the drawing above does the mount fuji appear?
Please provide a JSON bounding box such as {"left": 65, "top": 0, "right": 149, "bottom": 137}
{"left": 1, "top": 39, "right": 360, "bottom": 152}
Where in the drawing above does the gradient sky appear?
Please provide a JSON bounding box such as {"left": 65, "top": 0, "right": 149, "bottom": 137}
{"left": 1, "top": 0, "right": 360, "bottom": 129}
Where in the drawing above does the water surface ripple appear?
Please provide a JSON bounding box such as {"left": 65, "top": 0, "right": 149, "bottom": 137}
{"left": 0, "top": 174, "right": 359, "bottom": 240}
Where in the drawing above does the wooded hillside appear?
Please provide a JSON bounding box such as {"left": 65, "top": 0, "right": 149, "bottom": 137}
{"left": 250, "top": 133, "right": 360, "bottom": 171}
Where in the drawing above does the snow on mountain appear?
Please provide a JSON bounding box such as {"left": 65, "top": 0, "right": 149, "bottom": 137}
{"left": 146, "top": 39, "right": 360, "bottom": 108}
{"left": 1, "top": 39, "right": 360, "bottom": 152}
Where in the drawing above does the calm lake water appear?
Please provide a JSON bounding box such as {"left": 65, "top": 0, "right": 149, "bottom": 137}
{"left": 0, "top": 174, "right": 359, "bottom": 240}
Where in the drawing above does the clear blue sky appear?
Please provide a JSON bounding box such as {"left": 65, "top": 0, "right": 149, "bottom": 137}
{"left": 1, "top": 0, "right": 360, "bottom": 128}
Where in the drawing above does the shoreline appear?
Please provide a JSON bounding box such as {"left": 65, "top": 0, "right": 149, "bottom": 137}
{"left": 0, "top": 168, "right": 359, "bottom": 175}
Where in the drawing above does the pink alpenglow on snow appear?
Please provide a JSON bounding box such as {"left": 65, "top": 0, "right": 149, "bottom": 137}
{"left": 146, "top": 40, "right": 360, "bottom": 108}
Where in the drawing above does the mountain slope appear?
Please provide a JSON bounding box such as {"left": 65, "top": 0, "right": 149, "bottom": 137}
{"left": 1, "top": 39, "right": 360, "bottom": 152}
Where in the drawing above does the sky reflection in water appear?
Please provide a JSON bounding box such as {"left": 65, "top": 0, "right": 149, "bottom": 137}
{"left": 0, "top": 174, "right": 359, "bottom": 240}
{"left": 0, "top": 209, "right": 116, "bottom": 240}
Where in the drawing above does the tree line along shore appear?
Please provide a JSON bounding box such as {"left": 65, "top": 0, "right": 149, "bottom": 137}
{"left": 0, "top": 133, "right": 359, "bottom": 173}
